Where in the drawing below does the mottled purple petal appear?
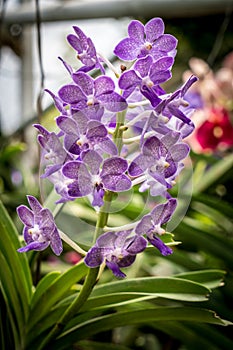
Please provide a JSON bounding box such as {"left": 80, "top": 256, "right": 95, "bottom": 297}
{"left": 145, "top": 17, "right": 164, "bottom": 41}
{"left": 114, "top": 38, "right": 140, "bottom": 61}
{"left": 72, "top": 72, "right": 93, "bottom": 96}
{"left": 84, "top": 246, "right": 105, "bottom": 267}
{"left": 101, "top": 157, "right": 128, "bottom": 176}
{"left": 153, "top": 34, "right": 178, "bottom": 53}
{"left": 106, "top": 260, "right": 126, "bottom": 278}
{"left": 128, "top": 154, "right": 150, "bottom": 177}
{"left": 126, "top": 235, "right": 147, "bottom": 254}
{"left": 118, "top": 70, "right": 141, "bottom": 90}
{"left": 150, "top": 199, "right": 177, "bottom": 226}
{"left": 82, "top": 150, "right": 103, "bottom": 175}
{"left": 50, "top": 228, "right": 63, "bottom": 255}
{"left": 18, "top": 241, "right": 49, "bottom": 253}
{"left": 58, "top": 84, "right": 85, "bottom": 104}
{"left": 56, "top": 116, "right": 78, "bottom": 136}
{"left": 62, "top": 161, "right": 90, "bottom": 181}
{"left": 99, "top": 92, "right": 127, "bottom": 112}
{"left": 86, "top": 120, "right": 107, "bottom": 139}
{"left": 148, "top": 235, "right": 173, "bottom": 256}
{"left": 102, "top": 174, "right": 131, "bottom": 192}
{"left": 128, "top": 20, "right": 145, "bottom": 43}
{"left": 135, "top": 214, "right": 153, "bottom": 235}
{"left": 135, "top": 55, "right": 153, "bottom": 78}
{"left": 67, "top": 33, "right": 83, "bottom": 52}
{"left": 17, "top": 205, "right": 34, "bottom": 227}
{"left": 27, "top": 195, "right": 43, "bottom": 214}
{"left": 94, "top": 76, "right": 115, "bottom": 96}
{"left": 143, "top": 136, "right": 161, "bottom": 158}
{"left": 170, "top": 143, "right": 190, "bottom": 162}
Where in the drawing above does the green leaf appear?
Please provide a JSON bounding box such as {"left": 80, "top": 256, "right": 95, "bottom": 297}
{"left": 90, "top": 276, "right": 211, "bottom": 302}
{"left": 174, "top": 270, "right": 226, "bottom": 289}
{"left": 27, "top": 260, "right": 88, "bottom": 332}
{"left": 51, "top": 307, "right": 229, "bottom": 349}
{"left": 75, "top": 340, "right": 131, "bottom": 350}
{"left": 193, "top": 153, "right": 233, "bottom": 193}
{"left": 0, "top": 199, "right": 32, "bottom": 348}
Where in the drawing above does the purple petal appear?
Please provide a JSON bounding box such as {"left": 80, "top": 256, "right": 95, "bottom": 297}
{"left": 99, "top": 92, "right": 127, "bottom": 112}
{"left": 102, "top": 174, "right": 131, "bottom": 192}
{"left": 135, "top": 214, "right": 153, "bottom": 235}
{"left": 145, "top": 17, "right": 164, "bottom": 41}
{"left": 126, "top": 235, "right": 147, "bottom": 254}
{"left": 118, "top": 70, "right": 141, "bottom": 90}
{"left": 67, "top": 33, "right": 83, "bottom": 52}
{"left": 170, "top": 143, "right": 190, "bottom": 162}
{"left": 92, "top": 187, "right": 105, "bottom": 207}
{"left": 62, "top": 161, "right": 90, "bottom": 180}
{"left": 17, "top": 205, "right": 34, "bottom": 227}
{"left": 151, "top": 56, "right": 174, "bottom": 72}
{"left": 86, "top": 120, "right": 107, "bottom": 139}
{"left": 56, "top": 116, "right": 78, "bottom": 136}
{"left": 27, "top": 195, "right": 43, "bottom": 214}
{"left": 50, "top": 228, "right": 63, "bottom": 256}
{"left": 84, "top": 246, "right": 105, "bottom": 267}
{"left": 73, "top": 26, "right": 88, "bottom": 43}
{"left": 143, "top": 136, "right": 161, "bottom": 158}
{"left": 128, "top": 20, "right": 145, "bottom": 43}
{"left": 153, "top": 34, "right": 178, "bottom": 53}
{"left": 72, "top": 111, "right": 89, "bottom": 134}
{"left": 128, "top": 154, "right": 151, "bottom": 177}
{"left": 148, "top": 235, "right": 173, "bottom": 256}
{"left": 18, "top": 241, "right": 49, "bottom": 253}
{"left": 58, "top": 84, "right": 85, "bottom": 104}
{"left": 135, "top": 55, "right": 153, "bottom": 78}
{"left": 72, "top": 72, "right": 93, "bottom": 96}
{"left": 98, "top": 138, "right": 118, "bottom": 155}
{"left": 101, "top": 157, "right": 128, "bottom": 176}
{"left": 94, "top": 76, "right": 115, "bottom": 96}
{"left": 82, "top": 150, "right": 103, "bottom": 175}
{"left": 151, "top": 199, "right": 177, "bottom": 225}
{"left": 114, "top": 38, "right": 140, "bottom": 61}
{"left": 105, "top": 260, "right": 126, "bottom": 278}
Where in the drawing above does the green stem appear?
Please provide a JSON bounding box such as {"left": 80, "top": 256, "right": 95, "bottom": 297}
{"left": 113, "top": 110, "right": 126, "bottom": 154}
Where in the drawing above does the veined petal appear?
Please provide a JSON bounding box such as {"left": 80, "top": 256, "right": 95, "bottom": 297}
{"left": 81, "top": 150, "right": 103, "bottom": 175}
{"left": 62, "top": 161, "right": 90, "bottom": 180}
{"left": 135, "top": 214, "right": 153, "bottom": 235}
{"left": 72, "top": 72, "right": 93, "bottom": 95}
{"left": 170, "top": 143, "right": 190, "bottom": 162}
{"left": 153, "top": 34, "right": 178, "bottom": 53}
{"left": 27, "top": 195, "right": 43, "bottom": 214}
{"left": 128, "top": 20, "right": 145, "bottom": 43}
{"left": 118, "top": 70, "right": 141, "bottom": 90}
{"left": 101, "top": 157, "right": 128, "bottom": 176}
{"left": 114, "top": 38, "right": 140, "bottom": 61}
{"left": 99, "top": 92, "right": 127, "bottom": 112}
{"left": 86, "top": 120, "right": 107, "bottom": 139}
{"left": 18, "top": 241, "right": 49, "bottom": 253}
{"left": 145, "top": 17, "right": 164, "bottom": 41}
{"left": 143, "top": 136, "right": 161, "bottom": 158}
{"left": 50, "top": 228, "right": 63, "bottom": 256}
{"left": 67, "top": 34, "right": 83, "bottom": 52}
{"left": 58, "top": 84, "right": 86, "bottom": 104}
{"left": 84, "top": 246, "right": 105, "bottom": 267}
{"left": 106, "top": 260, "right": 126, "bottom": 278}
{"left": 126, "top": 235, "right": 147, "bottom": 254}
{"left": 151, "top": 199, "right": 177, "bottom": 225}
{"left": 17, "top": 205, "right": 34, "bottom": 227}
{"left": 135, "top": 55, "right": 153, "bottom": 78}
{"left": 103, "top": 174, "right": 131, "bottom": 192}
{"left": 128, "top": 154, "right": 150, "bottom": 177}
{"left": 56, "top": 116, "right": 78, "bottom": 136}
{"left": 94, "top": 76, "right": 115, "bottom": 96}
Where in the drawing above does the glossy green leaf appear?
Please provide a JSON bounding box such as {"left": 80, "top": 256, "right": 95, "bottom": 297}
{"left": 50, "top": 307, "right": 228, "bottom": 349}
{"left": 174, "top": 270, "right": 226, "bottom": 289}
{"left": 0, "top": 199, "right": 32, "bottom": 348}
{"left": 27, "top": 260, "right": 88, "bottom": 332}
{"left": 90, "top": 276, "right": 210, "bottom": 302}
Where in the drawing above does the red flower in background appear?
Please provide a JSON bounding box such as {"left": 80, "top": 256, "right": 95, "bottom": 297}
{"left": 196, "top": 107, "right": 233, "bottom": 151}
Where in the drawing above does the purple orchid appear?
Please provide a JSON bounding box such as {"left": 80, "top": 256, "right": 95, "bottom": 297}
{"left": 17, "top": 196, "right": 62, "bottom": 255}
{"left": 67, "top": 26, "right": 104, "bottom": 73}
{"left": 62, "top": 150, "right": 132, "bottom": 207}
{"left": 128, "top": 132, "right": 190, "bottom": 197}
{"left": 34, "top": 124, "right": 72, "bottom": 178}
{"left": 58, "top": 72, "right": 127, "bottom": 114}
{"left": 84, "top": 230, "right": 147, "bottom": 278}
{"left": 114, "top": 18, "right": 177, "bottom": 61}
{"left": 135, "top": 199, "right": 177, "bottom": 255}
{"left": 119, "top": 55, "right": 174, "bottom": 105}
{"left": 56, "top": 112, "right": 117, "bottom": 156}
{"left": 153, "top": 75, "right": 198, "bottom": 125}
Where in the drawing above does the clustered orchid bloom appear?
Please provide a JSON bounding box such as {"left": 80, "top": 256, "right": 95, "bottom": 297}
{"left": 17, "top": 18, "right": 197, "bottom": 278}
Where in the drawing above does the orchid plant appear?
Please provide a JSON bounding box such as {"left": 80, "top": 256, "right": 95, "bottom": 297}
{"left": 1, "top": 17, "right": 232, "bottom": 350}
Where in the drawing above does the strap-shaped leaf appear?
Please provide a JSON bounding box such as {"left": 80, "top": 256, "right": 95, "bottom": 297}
{"left": 27, "top": 260, "right": 88, "bottom": 331}
{"left": 90, "top": 276, "right": 210, "bottom": 302}
{"left": 174, "top": 269, "right": 226, "bottom": 289}
{"left": 0, "top": 199, "right": 32, "bottom": 347}
{"left": 50, "top": 307, "right": 229, "bottom": 349}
